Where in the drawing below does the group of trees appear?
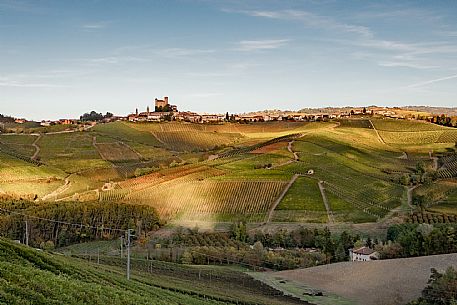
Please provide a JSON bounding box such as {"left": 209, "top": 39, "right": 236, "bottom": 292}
{"left": 153, "top": 223, "right": 360, "bottom": 270}
{"left": 375, "top": 223, "right": 457, "bottom": 259}
{"left": 408, "top": 267, "right": 457, "bottom": 305}
{"left": 79, "top": 111, "right": 113, "bottom": 122}
{"left": 400, "top": 162, "right": 437, "bottom": 186}
{"left": 0, "top": 114, "right": 14, "bottom": 123}
{"left": 430, "top": 115, "right": 457, "bottom": 128}
{"left": 0, "top": 200, "right": 161, "bottom": 248}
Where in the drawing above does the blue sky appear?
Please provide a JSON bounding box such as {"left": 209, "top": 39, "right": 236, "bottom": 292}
{"left": 1, "top": 0, "right": 457, "bottom": 120}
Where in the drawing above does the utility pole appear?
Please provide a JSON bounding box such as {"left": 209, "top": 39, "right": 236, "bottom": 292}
{"left": 25, "top": 218, "right": 29, "bottom": 246}
{"left": 120, "top": 236, "right": 124, "bottom": 258}
{"left": 126, "top": 229, "right": 131, "bottom": 280}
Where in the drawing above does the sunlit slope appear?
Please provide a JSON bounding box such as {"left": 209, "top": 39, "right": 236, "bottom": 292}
{"left": 0, "top": 238, "right": 230, "bottom": 305}
{"left": 372, "top": 118, "right": 457, "bottom": 144}
{"left": 1, "top": 119, "right": 457, "bottom": 223}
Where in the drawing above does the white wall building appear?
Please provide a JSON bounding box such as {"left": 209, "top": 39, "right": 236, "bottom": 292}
{"left": 349, "top": 246, "right": 378, "bottom": 262}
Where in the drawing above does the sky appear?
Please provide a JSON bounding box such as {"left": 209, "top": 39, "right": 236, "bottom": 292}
{"left": 1, "top": 0, "right": 457, "bottom": 120}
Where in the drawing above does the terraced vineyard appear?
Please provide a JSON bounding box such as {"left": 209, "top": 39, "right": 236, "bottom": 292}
{"left": 371, "top": 119, "right": 457, "bottom": 144}
{"left": 96, "top": 141, "right": 141, "bottom": 162}
{"left": 437, "top": 154, "right": 457, "bottom": 178}
{"left": 154, "top": 130, "right": 242, "bottom": 151}
{"left": 125, "top": 180, "right": 288, "bottom": 221}
{"left": 2, "top": 119, "right": 457, "bottom": 223}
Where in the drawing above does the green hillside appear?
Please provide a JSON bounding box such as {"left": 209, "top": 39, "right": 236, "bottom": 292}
{"left": 0, "top": 119, "right": 456, "bottom": 225}
{"left": 0, "top": 238, "right": 306, "bottom": 305}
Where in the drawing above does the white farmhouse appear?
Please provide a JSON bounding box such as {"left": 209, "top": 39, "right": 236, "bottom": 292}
{"left": 349, "top": 246, "right": 378, "bottom": 262}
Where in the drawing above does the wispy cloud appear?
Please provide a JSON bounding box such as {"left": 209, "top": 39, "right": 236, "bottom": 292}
{"left": 235, "top": 39, "right": 290, "bottom": 51}
{"left": 0, "top": 77, "right": 65, "bottom": 88}
{"left": 407, "top": 74, "right": 457, "bottom": 88}
{"left": 82, "top": 21, "right": 110, "bottom": 30}
{"left": 378, "top": 61, "right": 438, "bottom": 69}
{"left": 85, "top": 56, "right": 146, "bottom": 64}
{"left": 242, "top": 9, "right": 373, "bottom": 38}
{"left": 156, "top": 48, "right": 215, "bottom": 58}
{"left": 187, "top": 92, "right": 223, "bottom": 98}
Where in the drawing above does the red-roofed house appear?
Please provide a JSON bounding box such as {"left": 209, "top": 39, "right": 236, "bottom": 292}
{"left": 349, "top": 246, "right": 379, "bottom": 262}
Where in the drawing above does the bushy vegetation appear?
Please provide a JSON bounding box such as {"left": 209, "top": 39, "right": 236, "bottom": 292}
{"left": 0, "top": 200, "right": 161, "bottom": 248}
{"left": 408, "top": 267, "right": 457, "bottom": 305}
{"left": 375, "top": 223, "right": 457, "bottom": 259}
{"left": 149, "top": 224, "right": 359, "bottom": 270}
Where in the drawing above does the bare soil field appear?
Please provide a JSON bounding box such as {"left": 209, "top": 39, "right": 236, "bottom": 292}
{"left": 269, "top": 253, "right": 457, "bottom": 305}
{"left": 251, "top": 142, "right": 288, "bottom": 154}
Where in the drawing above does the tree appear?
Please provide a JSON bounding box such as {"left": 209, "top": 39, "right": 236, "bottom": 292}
{"left": 225, "top": 112, "right": 229, "bottom": 121}
{"left": 416, "top": 162, "right": 426, "bottom": 175}
{"left": 335, "top": 243, "right": 347, "bottom": 262}
{"left": 365, "top": 237, "right": 373, "bottom": 248}
{"left": 408, "top": 267, "right": 457, "bottom": 305}
{"left": 363, "top": 107, "right": 367, "bottom": 114}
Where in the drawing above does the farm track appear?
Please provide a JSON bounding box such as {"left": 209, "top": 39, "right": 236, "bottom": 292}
{"left": 41, "top": 175, "right": 71, "bottom": 201}
{"left": 31, "top": 134, "right": 41, "bottom": 161}
{"left": 287, "top": 141, "right": 299, "bottom": 161}
{"left": 266, "top": 174, "right": 299, "bottom": 223}
{"left": 429, "top": 151, "right": 439, "bottom": 170}
{"left": 151, "top": 132, "right": 166, "bottom": 145}
{"left": 407, "top": 185, "right": 420, "bottom": 209}
{"left": 369, "top": 119, "right": 386, "bottom": 145}
{"left": 270, "top": 140, "right": 299, "bottom": 169}
{"left": 318, "top": 181, "right": 334, "bottom": 224}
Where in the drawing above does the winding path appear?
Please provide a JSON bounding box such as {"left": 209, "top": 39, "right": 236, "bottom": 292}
{"left": 406, "top": 185, "right": 420, "bottom": 209}
{"left": 287, "top": 141, "right": 299, "bottom": 161}
{"left": 31, "top": 134, "right": 42, "bottom": 161}
{"left": 318, "top": 181, "right": 334, "bottom": 224}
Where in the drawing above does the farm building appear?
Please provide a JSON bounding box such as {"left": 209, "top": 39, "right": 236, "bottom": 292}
{"left": 349, "top": 247, "right": 378, "bottom": 262}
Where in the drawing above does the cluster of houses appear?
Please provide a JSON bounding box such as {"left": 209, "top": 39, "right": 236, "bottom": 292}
{"left": 10, "top": 96, "right": 426, "bottom": 127}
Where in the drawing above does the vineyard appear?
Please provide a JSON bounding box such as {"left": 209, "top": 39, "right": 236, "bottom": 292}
{"left": 153, "top": 131, "right": 242, "bottom": 151}
{"left": 38, "top": 132, "right": 111, "bottom": 172}
{"left": 407, "top": 211, "right": 457, "bottom": 224}
{"left": 107, "top": 180, "right": 289, "bottom": 221}
{"left": 273, "top": 177, "right": 327, "bottom": 223}
{"left": 0, "top": 238, "right": 304, "bottom": 305}
{"left": 371, "top": 119, "right": 447, "bottom": 132}
{"left": 2, "top": 119, "right": 457, "bottom": 225}
{"left": 337, "top": 119, "right": 373, "bottom": 129}
{"left": 437, "top": 154, "right": 457, "bottom": 178}
{"left": 95, "top": 141, "right": 141, "bottom": 162}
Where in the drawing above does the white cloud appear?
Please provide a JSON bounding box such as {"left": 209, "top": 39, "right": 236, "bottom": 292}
{"left": 86, "top": 56, "right": 145, "bottom": 64}
{"left": 243, "top": 9, "right": 373, "bottom": 38}
{"left": 378, "top": 61, "right": 438, "bottom": 69}
{"left": 0, "top": 78, "right": 64, "bottom": 88}
{"left": 156, "top": 48, "right": 215, "bottom": 57}
{"left": 235, "top": 39, "right": 290, "bottom": 51}
{"left": 82, "top": 21, "right": 109, "bottom": 30}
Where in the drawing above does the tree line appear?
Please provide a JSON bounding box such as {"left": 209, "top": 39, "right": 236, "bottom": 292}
{"left": 0, "top": 200, "right": 161, "bottom": 249}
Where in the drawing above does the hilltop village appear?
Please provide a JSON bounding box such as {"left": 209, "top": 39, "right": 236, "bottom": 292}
{"left": 2, "top": 96, "right": 456, "bottom": 128}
